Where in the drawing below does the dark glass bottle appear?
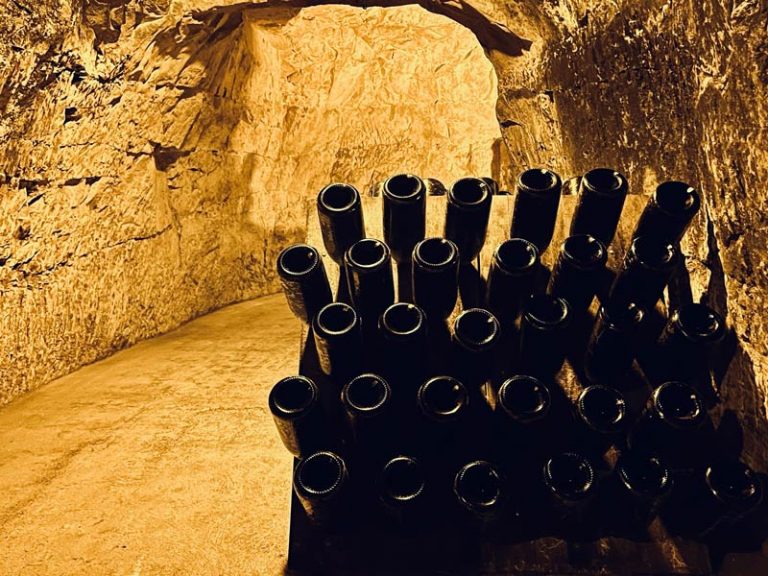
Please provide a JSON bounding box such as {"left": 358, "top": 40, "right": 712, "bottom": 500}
{"left": 277, "top": 244, "right": 332, "bottom": 325}
{"left": 602, "top": 452, "right": 672, "bottom": 534}
{"left": 627, "top": 381, "right": 707, "bottom": 468}
{"left": 344, "top": 238, "right": 395, "bottom": 326}
{"left": 412, "top": 237, "right": 460, "bottom": 321}
{"left": 574, "top": 385, "right": 628, "bottom": 456}
{"left": 518, "top": 294, "right": 571, "bottom": 376}
{"left": 313, "top": 302, "right": 363, "bottom": 384}
{"left": 510, "top": 168, "right": 562, "bottom": 253}
{"left": 293, "top": 451, "right": 350, "bottom": 526}
{"left": 378, "top": 303, "right": 428, "bottom": 394}
{"left": 608, "top": 236, "right": 678, "bottom": 310}
{"left": 317, "top": 183, "right": 365, "bottom": 264}
{"left": 269, "top": 375, "right": 326, "bottom": 457}
{"left": 341, "top": 373, "right": 393, "bottom": 453}
{"left": 547, "top": 234, "right": 607, "bottom": 313}
{"left": 569, "top": 167, "right": 628, "bottom": 245}
{"left": 663, "top": 460, "right": 763, "bottom": 538}
{"left": 542, "top": 452, "right": 598, "bottom": 531}
{"left": 655, "top": 303, "right": 726, "bottom": 381}
{"left": 378, "top": 456, "right": 428, "bottom": 529}
{"left": 496, "top": 375, "right": 553, "bottom": 454}
{"left": 485, "top": 238, "right": 540, "bottom": 329}
{"left": 584, "top": 302, "right": 645, "bottom": 386}
{"left": 453, "top": 460, "right": 507, "bottom": 528}
{"left": 451, "top": 308, "right": 501, "bottom": 389}
{"left": 382, "top": 173, "right": 427, "bottom": 264}
{"left": 416, "top": 376, "right": 471, "bottom": 454}
{"left": 444, "top": 177, "right": 493, "bottom": 263}
{"left": 633, "top": 180, "right": 701, "bottom": 244}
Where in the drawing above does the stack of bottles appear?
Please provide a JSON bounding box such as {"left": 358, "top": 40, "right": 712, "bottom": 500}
{"left": 270, "top": 170, "right": 765, "bottom": 545}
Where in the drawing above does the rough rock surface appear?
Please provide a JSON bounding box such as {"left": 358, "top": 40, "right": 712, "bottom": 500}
{"left": 0, "top": 0, "right": 766, "bottom": 470}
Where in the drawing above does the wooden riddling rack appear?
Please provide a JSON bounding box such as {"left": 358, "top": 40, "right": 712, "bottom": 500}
{"left": 287, "top": 193, "right": 712, "bottom": 575}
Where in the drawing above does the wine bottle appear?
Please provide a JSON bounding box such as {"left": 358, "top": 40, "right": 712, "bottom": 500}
{"left": 317, "top": 183, "right": 365, "bottom": 264}
{"left": 277, "top": 244, "right": 332, "bottom": 325}
{"left": 518, "top": 294, "right": 571, "bottom": 376}
{"left": 485, "top": 238, "right": 539, "bottom": 329}
{"left": 569, "top": 168, "right": 628, "bottom": 245}
{"left": 453, "top": 460, "right": 507, "bottom": 527}
{"left": 574, "top": 385, "right": 628, "bottom": 456}
{"left": 444, "top": 177, "right": 493, "bottom": 263}
{"left": 510, "top": 168, "right": 562, "bottom": 253}
{"left": 344, "top": 238, "right": 395, "bottom": 327}
{"left": 293, "top": 451, "right": 350, "bottom": 526}
{"left": 602, "top": 452, "right": 672, "bottom": 534}
{"left": 382, "top": 173, "right": 427, "bottom": 264}
{"left": 341, "top": 373, "right": 393, "bottom": 453}
{"left": 269, "top": 375, "right": 326, "bottom": 457}
{"left": 313, "top": 302, "right": 363, "bottom": 384}
{"left": 633, "top": 180, "right": 700, "bottom": 244}
{"left": 655, "top": 303, "right": 726, "bottom": 382}
{"left": 416, "top": 376, "right": 471, "bottom": 456}
{"left": 547, "top": 234, "right": 607, "bottom": 313}
{"left": 378, "top": 303, "right": 428, "bottom": 395}
{"left": 542, "top": 452, "right": 598, "bottom": 532}
{"left": 496, "top": 375, "right": 553, "bottom": 453}
{"left": 451, "top": 308, "right": 501, "bottom": 390}
{"left": 378, "top": 455, "right": 428, "bottom": 530}
{"left": 663, "top": 460, "right": 763, "bottom": 538}
{"left": 627, "top": 381, "right": 707, "bottom": 468}
{"left": 412, "top": 237, "right": 460, "bottom": 321}
{"left": 584, "top": 302, "right": 645, "bottom": 386}
{"left": 608, "top": 236, "right": 678, "bottom": 310}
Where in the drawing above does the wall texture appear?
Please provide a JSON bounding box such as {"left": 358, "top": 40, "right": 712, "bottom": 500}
{"left": 0, "top": 0, "right": 766, "bottom": 469}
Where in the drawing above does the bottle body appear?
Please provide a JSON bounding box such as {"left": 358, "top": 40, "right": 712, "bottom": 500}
{"left": 451, "top": 308, "right": 501, "bottom": 390}
{"left": 485, "top": 238, "right": 539, "bottom": 330}
{"left": 632, "top": 181, "right": 700, "bottom": 244}
{"left": 547, "top": 234, "right": 607, "bottom": 313}
{"left": 382, "top": 173, "right": 427, "bottom": 264}
{"left": 277, "top": 244, "right": 333, "bottom": 324}
{"left": 317, "top": 183, "right": 365, "bottom": 264}
{"left": 569, "top": 168, "right": 628, "bottom": 245}
{"left": 294, "top": 451, "right": 351, "bottom": 526}
{"left": 518, "top": 295, "right": 571, "bottom": 376}
{"left": 344, "top": 238, "right": 395, "bottom": 327}
{"left": 510, "top": 168, "right": 562, "bottom": 254}
{"left": 412, "top": 238, "right": 460, "bottom": 321}
{"left": 313, "top": 302, "right": 363, "bottom": 385}
{"left": 609, "top": 236, "right": 678, "bottom": 310}
{"left": 444, "top": 177, "right": 493, "bottom": 263}
{"left": 378, "top": 303, "right": 428, "bottom": 396}
{"left": 584, "top": 303, "right": 645, "bottom": 386}
{"left": 269, "top": 375, "right": 327, "bottom": 457}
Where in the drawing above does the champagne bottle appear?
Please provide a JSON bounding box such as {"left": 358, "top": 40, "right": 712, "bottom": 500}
{"left": 518, "top": 294, "right": 571, "bottom": 376}
{"left": 269, "top": 375, "right": 326, "bottom": 457}
{"left": 584, "top": 302, "right": 645, "bottom": 386}
{"left": 317, "top": 183, "right": 365, "bottom": 264}
{"left": 341, "top": 373, "right": 393, "bottom": 453}
{"left": 602, "top": 452, "right": 672, "bottom": 534}
{"left": 627, "top": 381, "right": 707, "bottom": 468}
{"left": 453, "top": 460, "right": 507, "bottom": 528}
{"left": 344, "top": 238, "right": 395, "bottom": 327}
{"left": 569, "top": 168, "right": 628, "bottom": 245}
{"left": 547, "top": 234, "right": 607, "bottom": 313}
{"left": 496, "top": 375, "right": 553, "bottom": 454}
{"left": 655, "top": 302, "right": 726, "bottom": 382}
{"left": 444, "top": 177, "right": 493, "bottom": 263}
{"left": 451, "top": 308, "right": 501, "bottom": 390}
{"left": 416, "top": 376, "right": 471, "bottom": 455}
{"left": 608, "top": 236, "right": 678, "bottom": 310}
{"left": 277, "top": 244, "right": 332, "bottom": 324}
{"left": 313, "top": 302, "right": 363, "bottom": 384}
{"left": 378, "top": 303, "right": 428, "bottom": 396}
{"left": 412, "top": 237, "right": 460, "bottom": 321}
{"left": 510, "top": 168, "right": 562, "bottom": 253}
{"left": 633, "top": 180, "right": 700, "bottom": 244}
{"left": 293, "top": 451, "right": 350, "bottom": 526}
{"left": 542, "top": 452, "right": 598, "bottom": 532}
{"left": 485, "top": 238, "right": 539, "bottom": 330}
{"left": 574, "top": 385, "right": 628, "bottom": 456}
{"left": 378, "top": 455, "right": 428, "bottom": 530}
{"left": 382, "top": 173, "right": 427, "bottom": 264}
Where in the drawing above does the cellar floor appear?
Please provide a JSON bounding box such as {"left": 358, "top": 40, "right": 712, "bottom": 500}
{"left": 0, "top": 293, "right": 766, "bottom": 575}
{"left": 0, "top": 294, "right": 296, "bottom": 575}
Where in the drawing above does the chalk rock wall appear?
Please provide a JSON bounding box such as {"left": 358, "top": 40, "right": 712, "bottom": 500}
{"left": 1, "top": 0, "right": 767, "bottom": 470}
{"left": 0, "top": 2, "right": 499, "bottom": 405}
